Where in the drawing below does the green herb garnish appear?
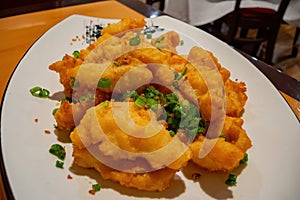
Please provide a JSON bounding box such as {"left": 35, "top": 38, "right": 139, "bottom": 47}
{"left": 49, "top": 144, "right": 66, "bottom": 160}
{"left": 175, "top": 67, "right": 188, "bottom": 81}
{"left": 219, "top": 135, "right": 227, "bottom": 141}
{"left": 79, "top": 93, "right": 94, "bottom": 102}
{"left": 92, "top": 184, "right": 101, "bottom": 192}
{"left": 97, "top": 78, "right": 111, "bottom": 89}
{"left": 52, "top": 108, "right": 58, "bottom": 116}
{"left": 70, "top": 77, "right": 80, "bottom": 88}
{"left": 124, "top": 85, "right": 206, "bottom": 141}
{"left": 146, "top": 32, "right": 152, "bottom": 39}
{"left": 30, "top": 86, "right": 50, "bottom": 98}
{"left": 129, "top": 34, "right": 141, "bottom": 46}
{"left": 113, "top": 61, "right": 120, "bottom": 67}
{"left": 100, "top": 100, "right": 110, "bottom": 107}
{"left": 134, "top": 96, "right": 147, "bottom": 108}
{"left": 73, "top": 50, "right": 80, "bottom": 59}
{"left": 55, "top": 160, "right": 64, "bottom": 168}
{"left": 240, "top": 153, "right": 248, "bottom": 164}
{"left": 225, "top": 174, "right": 237, "bottom": 186}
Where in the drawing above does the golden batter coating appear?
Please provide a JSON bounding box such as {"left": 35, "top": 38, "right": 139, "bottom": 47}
{"left": 70, "top": 102, "right": 192, "bottom": 191}
{"left": 49, "top": 18, "right": 252, "bottom": 191}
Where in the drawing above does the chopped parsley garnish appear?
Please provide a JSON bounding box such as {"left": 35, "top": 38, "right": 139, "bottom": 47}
{"left": 129, "top": 34, "right": 141, "bottom": 46}
{"left": 55, "top": 160, "right": 64, "bottom": 168}
{"left": 225, "top": 174, "right": 237, "bottom": 186}
{"left": 97, "top": 78, "right": 112, "bottom": 89}
{"left": 240, "top": 153, "right": 248, "bottom": 164}
{"left": 72, "top": 50, "right": 80, "bottom": 59}
{"left": 30, "top": 86, "right": 50, "bottom": 98}
{"left": 49, "top": 144, "right": 66, "bottom": 160}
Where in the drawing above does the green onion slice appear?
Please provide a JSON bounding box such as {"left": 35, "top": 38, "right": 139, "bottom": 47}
{"left": 146, "top": 32, "right": 152, "bottom": 39}
{"left": 55, "top": 160, "right": 64, "bottom": 168}
{"left": 134, "top": 96, "right": 147, "bottom": 108}
{"left": 225, "top": 174, "right": 237, "bottom": 186}
{"left": 52, "top": 108, "right": 59, "bottom": 116}
{"left": 73, "top": 50, "right": 80, "bottom": 59}
{"left": 30, "top": 86, "right": 50, "bottom": 98}
{"left": 129, "top": 34, "right": 141, "bottom": 46}
{"left": 49, "top": 144, "right": 66, "bottom": 160}
{"left": 239, "top": 153, "right": 248, "bottom": 164}
{"left": 97, "top": 78, "right": 111, "bottom": 89}
{"left": 92, "top": 184, "right": 101, "bottom": 192}
{"left": 113, "top": 61, "right": 120, "bottom": 67}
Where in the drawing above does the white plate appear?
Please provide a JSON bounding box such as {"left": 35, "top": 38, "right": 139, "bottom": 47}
{"left": 1, "top": 15, "right": 300, "bottom": 200}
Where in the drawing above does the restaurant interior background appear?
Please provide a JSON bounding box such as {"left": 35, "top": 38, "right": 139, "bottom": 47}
{"left": 1, "top": 0, "right": 300, "bottom": 81}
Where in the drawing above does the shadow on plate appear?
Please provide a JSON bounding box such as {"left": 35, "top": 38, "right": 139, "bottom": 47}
{"left": 181, "top": 161, "right": 247, "bottom": 199}
{"left": 69, "top": 163, "right": 186, "bottom": 199}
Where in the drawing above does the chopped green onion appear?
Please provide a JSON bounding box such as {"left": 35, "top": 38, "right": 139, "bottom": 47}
{"left": 49, "top": 144, "right": 66, "bottom": 160}
{"left": 55, "top": 160, "right": 64, "bottom": 168}
{"left": 240, "top": 153, "right": 248, "bottom": 164}
{"left": 146, "top": 32, "right": 152, "bottom": 39}
{"left": 79, "top": 93, "right": 94, "bottom": 102}
{"left": 169, "top": 130, "right": 176, "bottom": 137}
{"left": 100, "top": 100, "right": 110, "bottom": 107}
{"left": 155, "top": 43, "right": 164, "bottom": 50}
{"left": 225, "top": 174, "right": 237, "bottom": 186}
{"left": 73, "top": 50, "right": 80, "bottom": 59}
{"left": 134, "top": 96, "right": 147, "bottom": 108}
{"left": 70, "top": 77, "right": 80, "bottom": 88}
{"left": 113, "top": 61, "right": 120, "bottom": 67}
{"left": 180, "top": 40, "right": 184, "bottom": 46}
{"left": 92, "top": 184, "right": 101, "bottom": 192}
{"left": 52, "top": 108, "right": 58, "bottom": 116}
{"left": 219, "top": 135, "right": 227, "bottom": 141}
{"left": 30, "top": 86, "right": 50, "bottom": 98}
{"left": 175, "top": 67, "right": 188, "bottom": 81}
{"left": 97, "top": 78, "right": 111, "bottom": 89}
{"left": 155, "top": 36, "right": 164, "bottom": 44}
{"left": 129, "top": 34, "right": 141, "bottom": 46}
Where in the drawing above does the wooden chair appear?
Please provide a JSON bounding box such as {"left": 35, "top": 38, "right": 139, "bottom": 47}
{"left": 204, "top": 0, "right": 291, "bottom": 64}
{"left": 146, "top": 0, "right": 165, "bottom": 11}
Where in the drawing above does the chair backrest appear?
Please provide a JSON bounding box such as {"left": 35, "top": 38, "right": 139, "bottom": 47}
{"left": 146, "top": 0, "right": 165, "bottom": 11}
{"left": 209, "top": 0, "right": 291, "bottom": 64}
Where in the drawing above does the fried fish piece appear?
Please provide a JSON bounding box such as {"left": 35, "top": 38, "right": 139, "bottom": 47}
{"left": 70, "top": 101, "right": 192, "bottom": 191}
{"left": 102, "top": 18, "right": 146, "bottom": 36}
{"left": 190, "top": 136, "right": 244, "bottom": 172}
{"left": 190, "top": 116, "right": 252, "bottom": 172}
{"left": 151, "top": 31, "right": 181, "bottom": 53}
{"left": 72, "top": 146, "right": 177, "bottom": 191}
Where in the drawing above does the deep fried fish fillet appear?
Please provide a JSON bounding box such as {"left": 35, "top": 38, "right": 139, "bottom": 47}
{"left": 70, "top": 101, "right": 192, "bottom": 191}
{"left": 190, "top": 116, "right": 252, "bottom": 172}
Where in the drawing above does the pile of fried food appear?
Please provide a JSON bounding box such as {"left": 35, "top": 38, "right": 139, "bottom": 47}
{"left": 49, "top": 18, "right": 252, "bottom": 191}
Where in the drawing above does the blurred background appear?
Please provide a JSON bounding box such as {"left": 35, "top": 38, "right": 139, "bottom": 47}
{"left": 1, "top": 0, "right": 299, "bottom": 81}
